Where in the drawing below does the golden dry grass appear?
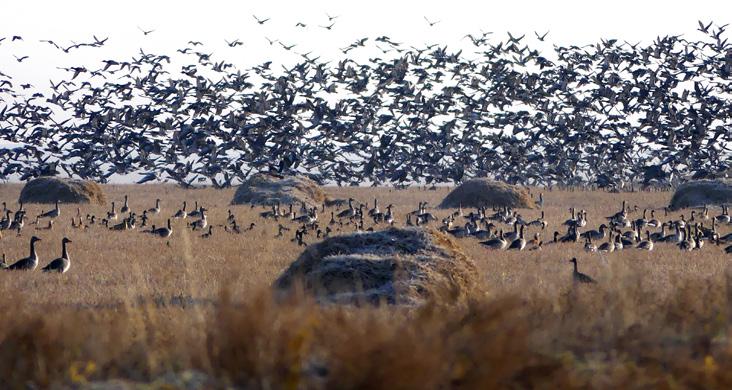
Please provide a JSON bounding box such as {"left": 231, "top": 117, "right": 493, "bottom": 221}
{"left": 0, "top": 183, "right": 731, "bottom": 388}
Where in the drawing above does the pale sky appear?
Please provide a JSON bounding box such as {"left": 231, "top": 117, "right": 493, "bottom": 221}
{"left": 2, "top": 0, "right": 730, "bottom": 87}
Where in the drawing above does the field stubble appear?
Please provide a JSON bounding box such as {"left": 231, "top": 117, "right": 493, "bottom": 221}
{"left": 0, "top": 184, "right": 731, "bottom": 388}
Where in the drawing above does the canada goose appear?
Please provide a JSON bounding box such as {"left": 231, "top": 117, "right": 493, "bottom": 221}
{"left": 109, "top": 219, "right": 131, "bottom": 231}
{"left": 173, "top": 201, "right": 188, "bottom": 219}
{"left": 337, "top": 198, "right": 356, "bottom": 219}
{"left": 226, "top": 209, "right": 236, "bottom": 224}
{"left": 504, "top": 223, "right": 520, "bottom": 241}
{"left": 570, "top": 258, "right": 596, "bottom": 284}
{"left": 35, "top": 220, "right": 53, "bottom": 230}
{"left": 38, "top": 200, "right": 60, "bottom": 219}
{"left": 147, "top": 199, "right": 161, "bottom": 215}
{"left": 201, "top": 226, "right": 214, "bottom": 238}
{"left": 4, "top": 236, "right": 41, "bottom": 270}
{"left": 584, "top": 237, "right": 597, "bottom": 252}
{"left": 635, "top": 209, "right": 648, "bottom": 229}
{"left": 597, "top": 232, "right": 615, "bottom": 253}
{"left": 42, "top": 237, "right": 72, "bottom": 273}
{"left": 153, "top": 219, "right": 173, "bottom": 238}
{"left": 507, "top": 225, "right": 526, "bottom": 250}
{"left": 636, "top": 231, "right": 654, "bottom": 250}
{"left": 10, "top": 215, "right": 25, "bottom": 231}
{"left": 188, "top": 201, "right": 202, "bottom": 218}
{"left": 107, "top": 202, "right": 118, "bottom": 221}
{"left": 447, "top": 223, "right": 471, "bottom": 238}
{"left": 528, "top": 211, "right": 546, "bottom": 229}
{"left": 481, "top": 230, "right": 507, "bottom": 250}
{"left": 120, "top": 195, "right": 130, "bottom": 214}
{"left": 190, "top": 209, "right": 207, "bottom": 230}
{"left": 649, "top": 223, "right": 666, "bottom": 242}
{"left": 384, "top": 205, "right": 395, "bottom": 225}
{"left": 647, "top": 210, "right": 660, "bottom": 227}
{"left": 0, "top": 210, "right": 11, "bottom": 230}
{"left": 581, "top": 224, "right": 607, "bottom": 241}
{"left": 368, "top": 198, "right": 379, "bottom": 217}
{"left": 678, "top": 226, "right": 693, "bottom": 251}
{"left": 715, "top": 205, "right": 731, "bottom": 224}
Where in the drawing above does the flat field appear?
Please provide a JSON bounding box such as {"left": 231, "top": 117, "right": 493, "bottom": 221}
{"left": 1, "top": 184, "right": 731, "bottom": 389}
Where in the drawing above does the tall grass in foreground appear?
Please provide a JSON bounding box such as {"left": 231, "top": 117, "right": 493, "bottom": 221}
{"left": 2, "top": 277, "right": 732, "bottom": 388}
{"left": 1, "top": 184, "right": 731, "bottom": 388}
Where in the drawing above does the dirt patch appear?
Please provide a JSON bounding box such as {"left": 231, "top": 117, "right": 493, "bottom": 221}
{"left": 669, "top": 179, "right": 732, "bottom": 210}
{"left": 274, "top": 227, "right": 478, "bottom": 306}
{"left": 18, "top": 177, "right": 106, "bottom": 205}
{"left": 231, "top": 173, "right": 326, "bottom": 207}
{"left": 439, "top": 178, "right": 535, "bottom": 209}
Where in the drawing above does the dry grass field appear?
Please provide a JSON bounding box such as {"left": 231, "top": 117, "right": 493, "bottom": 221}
{"left": 1, "top": 183, "right": 732, "bottom": 389}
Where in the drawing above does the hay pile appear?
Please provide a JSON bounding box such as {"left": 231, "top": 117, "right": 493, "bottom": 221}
{"left": 231, "top": 173, "right": 326, "bottom": 207}
{"left": 439, "top": 178, "right": 535, "bottom": 209}
{"left": 18, "top": 177, "right": 106, "bottom": 205}
{"left": 669, "top": 179, "right": 732, "bottom": 210}
{"left": 274, "top": 227, "right": 478, "bottom": 305}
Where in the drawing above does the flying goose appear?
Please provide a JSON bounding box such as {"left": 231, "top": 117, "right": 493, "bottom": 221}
{"left": 42, "top": 237, "right": 72, "bottom": 273}
{"left": 570, "top": 258, "right": 596, "bottom": 284}
{"left": 4, "top": 236, "right": 41, "bottom": 270}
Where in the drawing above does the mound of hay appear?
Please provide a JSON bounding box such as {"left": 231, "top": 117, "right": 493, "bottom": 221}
{"left": 439, "top": 178, "right": 535, "bottom": 209}
{"left": 19, "top": 177, "right": 106, "bottom": 205}
{"left": 669, "top": 179, "right": 732, "bottom": 210}
{"left": 274, "top": 227, "right": 478, "bottom": 305}
{"left": 231, "top": 173, "right": 326, "bottom": 207}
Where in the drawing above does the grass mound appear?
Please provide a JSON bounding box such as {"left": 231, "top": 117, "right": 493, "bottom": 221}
{"left": 18, "top": 177, "right": 106, "bottom": 205}
{"left": 669, "top": 179, "right": 732, "bottom": 210}
{"left": 274, "top": 227, "right": 478, "bottom": 305}
{"left": 231, "top": 173, "right": 326, "bottom": 207}
{"left": 439, "top": 178, "right": 535, "bottom": 209}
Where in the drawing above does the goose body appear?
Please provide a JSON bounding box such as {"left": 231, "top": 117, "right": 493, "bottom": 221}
{"left": 42, "top": 237, "right": 71, "bottom": 273}
{"left": 570, "top": 258, "right": 596, "bottom": 284}
{"left": 5, "top": 236, "right": 41, "bottom": 271}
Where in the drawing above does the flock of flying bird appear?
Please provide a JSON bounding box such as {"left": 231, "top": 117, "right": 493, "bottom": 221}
{"left": 0, "top": 19, "right": 731, "bottom": 188}
{"left": 1, "top": 191, "right": 731, "bottom": 283}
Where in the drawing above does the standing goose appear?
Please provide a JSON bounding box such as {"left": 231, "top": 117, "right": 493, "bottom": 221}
{"left": 42, "top": 237, "right": 72, "bottom": 273}
{"left": 107, "top": 201, "right": 118, "bottom": 221}
{"left": 636, "top": 231, "right": 654, "bottom": 251}
{"left": 4, "top": 236, "right": 42, "bottom": 270}
{"left": 38, "top": 200, "right": 60, "bottom": 219}
{"left": 597, "top": 232, "right": 615, "bottom": 253}
{"left": 120, "top": 195, "right": 130, "bottom": 214}
{"left": 507, "top": 225, "right": 526, "bottom": 250}
{"left": 570, "top": 258, "right": 596, "bottom": 284}
{"left": 153, "top": 219, "right": 173, "bottom": 238}
{"left": 173, "top": 201, "right": 188, "bottom": 219}
{"left": 147, "top": 199, "right": 161, "bottom": 215}
{"left": 480, "top": 230, "right": 507, "bottom": 250}
{"left": 188, "top": 201, "right": 202, "bottom": 218}
{"left": 201, "top": 226, "right": 214, "bottom": 238}
{"left": 190, "top": 209, "right": 207, "bottom": 230}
